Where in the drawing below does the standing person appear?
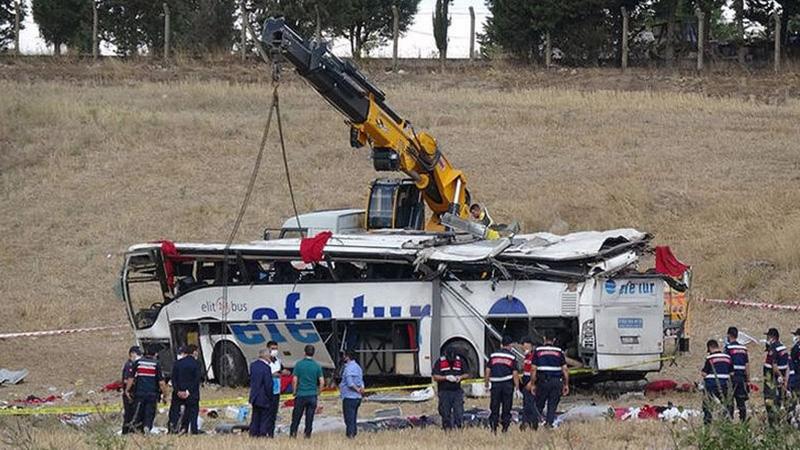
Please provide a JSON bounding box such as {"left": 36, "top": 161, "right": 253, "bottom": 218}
{"left": 787, "top": 329, "right": 800, "bottom": 421}
{"left": 265, "top": 341, "right": 283, "bottom": 438}
{"left": 702, "top": 339, "right": 734, "bottom": 424}
{"left": 530, "top": 332, "right": 569, "bottom": 429}
{"left": 289, "top": 345, "right": 324, "bottom": 438}
{"left": 339, "top": 349, "right": 365, "bottom": 438}
{"left": 125, "top": 348, "right": 168, "bottom": 434}
{"left": 763, "top": 328, "right": 791, "bottom": 426}
{"left": 432, "top": 348, "right": 466, "bottom": 431}
{"left": 169, "top": 345, "right": 202, "bottom": 434}
{"left": 249, "top": 349, "right": 273, "bottom": 437}
{"left": 520, "top": 337, "right": 538, "bottom": 430}
{"left": 484, "top": 335, "right": 518, "bottom": 434}
{"left": 723, "top": 326, "right": 750, "bottom": 421}
{"left": 121, "top": 346, "right": 142, "bottom": 434}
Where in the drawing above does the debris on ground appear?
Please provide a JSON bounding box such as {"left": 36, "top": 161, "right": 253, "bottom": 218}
{"left": 101, "top": 381, "right": 125, "bottom": 392}
{"left": 645, "top": 379, "right": 678, "bottom": 393}
{"left": 366, "top": 386, "right": 434, "bottom": 403}
{"left": 0, "top": 368, "right": 29, "bottom": 385}
{"left": 13, "top": 394, "right": 61, "bottom": 405}
{"left": 59, "top": 413, "right": 93, "bottom": 427}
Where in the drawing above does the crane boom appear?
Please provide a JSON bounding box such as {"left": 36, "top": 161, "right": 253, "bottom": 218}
{"left": 261, "top": 17, "right": 470, "bottom": 231}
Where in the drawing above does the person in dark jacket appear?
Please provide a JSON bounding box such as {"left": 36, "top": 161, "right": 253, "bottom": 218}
{"left": 432, "top": 348, "right": 466, "bottom": 431}
{"left": 249, "top": 348, "right": 273, "bottom": 437}
{"left": 484, "top": 335, "right": 519, "bottom": 434}
{"left": 530, "top": 332, "right": 569, "bottom": 428}
{"left": 121, "top": 346, "right": 142, "bottom": 434}
{"left": 169, "top": 345, "right": 202, "bottom": 434}
{"left": 702, "top": 339, "right": 734, "bottom": 424}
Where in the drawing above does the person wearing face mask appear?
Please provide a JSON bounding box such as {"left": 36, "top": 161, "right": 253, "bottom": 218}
{"left": 121, "top": 346, "right": 142, "bottom": 434}
{"left": 432, "top": 347, "right": 466, "bottom": 431}
{"left": 763, "top": 328, "right": 790, "bottom": 426}
{"left": 265, "top": 341, "right": 283, "bottom": 438}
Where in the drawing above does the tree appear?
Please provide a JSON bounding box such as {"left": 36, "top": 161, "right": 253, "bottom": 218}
{"left": 180, "top": 0, "right": 236, "bottom": 54}
{"left": 32, "top": 0, "right": 91, "bottom": 55}
{"left": 247, "top": 0, "right": 349, "bottom": 41}
{"left": 335, "top": 0, "right": 420, "bottom": 59}
{"left": 432, "top": 0, "right": 450, "bottom": 71}
{"left": 0, "top": 0, "right": 25, "bottom": 52}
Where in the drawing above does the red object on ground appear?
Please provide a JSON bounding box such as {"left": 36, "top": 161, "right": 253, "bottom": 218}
{"left": 299, "top": 231, "right": 333, "bottom": 264}
{"left": 613, "top": 407, "right": 629, "bottom": 420}
{"left": 655, "top": 246, "right": 689, "bottom": 278}
{"left": 645, "top": 379, "right": 678, "bottom": 393}
{"left": 638, "top": 404, "right": 660, "bottom": 419}
{"left": 101, "top": 381, "right": 125, "bottom": 392}
{"left": 15, "top": 395, "right": 61, "bottom": 405}
{"left": 748, "top": 383, "right": 760, "bottom": 393}
{"left": 676, "top": 382, "right": 695, "bottom": 392}
{"left": 283, "top": 398, "right": 295, "bottom": 408}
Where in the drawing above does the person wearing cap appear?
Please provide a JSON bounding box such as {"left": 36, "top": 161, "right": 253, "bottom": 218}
{"left": 701, "top": 339, "right": 734, "bottom": 424}
{"left": 519, "top": 336, "right": 538, "bottom": 431}
{"left": 530, "top": 331, "right": 569, "bottom": 428}
{"left": 724, "top": 326, "right": 750, "bottom": 421}
{"left": 484, "top": 335, "right": 519, "bottom": 434}
{"left": 169, "top": 344, "right": 202, "bottom": 434}
{"left": 432, "top": 346, "right": 466, "bottom": 431}
{"left": 126, "top": 347, "right": 168, "bottom": 433}
{"left": 763, "top": 327, "right": 790, "bottom": 426}
{"left": 121, "top": 346, "right": 142, "bottom": 434}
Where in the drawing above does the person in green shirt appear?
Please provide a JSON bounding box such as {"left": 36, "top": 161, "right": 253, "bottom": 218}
{"left": 289, "top": 345, "right": 324, "bottom": 438}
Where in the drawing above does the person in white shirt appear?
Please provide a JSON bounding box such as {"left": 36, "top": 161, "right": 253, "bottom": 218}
{"left": 265, "top": 340, "right": 284, "bottom": 438}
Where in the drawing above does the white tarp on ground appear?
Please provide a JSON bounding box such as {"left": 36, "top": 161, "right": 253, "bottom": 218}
{"left": 503, "top": 229, "right": 648, "bottom": 261}
{"left": 0, "top": 369, "right": 28, "bottom": 385}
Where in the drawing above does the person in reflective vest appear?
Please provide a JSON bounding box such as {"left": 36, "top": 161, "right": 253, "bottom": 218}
{"left": 125, "top": 348, "right": 168, "bottom": 433}
{"left": 530, "top": 332, "right": 569, "bottom": 428}
{"left": 432, "top": 348, "right": 466, "bottom": 431}
{"left": 724, "top": 326, "right": 750, "bottom": 421}
{"left": 763, "top": 328, "right": 790, "bottom": 426}
{"left": 484, "top": 335, "right": 519, "bottom": 434}
{"left": 701, "top": 339, "right": 734, "bottom": 424}
{"left": 520, "top": 337, "right": 538, "bottom": 430}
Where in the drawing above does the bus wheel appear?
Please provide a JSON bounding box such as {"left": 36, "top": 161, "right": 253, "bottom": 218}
{"left": 213, "top": 341, "right": 247, "bottom": 387}
{"left": 442, "top": 339, "right": 479, "bottom": 379}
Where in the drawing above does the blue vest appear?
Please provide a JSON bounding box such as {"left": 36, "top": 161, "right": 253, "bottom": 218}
{"left": 724, "top": 341, "right": 749, "bottom": 377}
{"left": 488, "top": 348, "right": 516, "bottom": 383}
{"left": 133, "top": 357, "right": 161, "bottom": 398}
{"left": 703, "top": 352, "right": 732, "bottom": 389}
{"left": 533, "top": 345, "right": 565, "bottom": 380}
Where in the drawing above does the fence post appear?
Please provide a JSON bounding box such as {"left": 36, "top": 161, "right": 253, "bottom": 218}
{"left": 14, "top": 0, "right": 21, "bottom": 56}
{"left": 545, "top": 31, "right": 552, "bottom": 68}
{"left": 163, "top": 2, "right": 170, "bottom": 61}
{"left": 774, "top": 10, "right": 781, "bottom": 73}
{"left": 92, "top": 0, "right": 99, "bottom": 59}
{"left": 240, "top": 0, "right": 246, "bottom": 61}
{"left": 392, "top": 5, "right": 399, "bottom": 72}
{"left": 469, "top": 6, "right": 475, "bottom": 61}
{"left": 695, "top": 8, "right": 704, "bottom": 72}
{"left": 621, "top": 6, "right": 629, "bottom": 72}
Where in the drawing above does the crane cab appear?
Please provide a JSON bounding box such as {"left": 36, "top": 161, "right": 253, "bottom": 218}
{"left": 367, "top": 179, "right": 425, "bottom": 231}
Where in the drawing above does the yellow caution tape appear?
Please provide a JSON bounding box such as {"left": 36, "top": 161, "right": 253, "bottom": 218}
{"left": 0, "top": 355, "right": 678, "bottom": 417}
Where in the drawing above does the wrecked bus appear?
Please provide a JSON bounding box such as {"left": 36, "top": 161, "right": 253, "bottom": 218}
{"left": 118, "top": 229, "right": 689, "bottom": 385}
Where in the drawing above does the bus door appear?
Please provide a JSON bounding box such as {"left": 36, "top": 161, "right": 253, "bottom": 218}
{"left": 594, "top": 278, "right": 664, "bottom": 372}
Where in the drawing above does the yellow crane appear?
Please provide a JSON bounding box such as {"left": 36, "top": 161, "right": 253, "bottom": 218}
{"left": 262, "top": 18, "right": 481, "bottom": 234}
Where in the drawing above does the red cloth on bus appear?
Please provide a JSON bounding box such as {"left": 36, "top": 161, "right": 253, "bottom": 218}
{"left": 299, "top": 231, "right": 333, "bottom": 263}
{"left": 154, "top": 240, "right": 180, "bottom": 290}
{"left": 654, "top": 246, "right": 688, "bottom": 278}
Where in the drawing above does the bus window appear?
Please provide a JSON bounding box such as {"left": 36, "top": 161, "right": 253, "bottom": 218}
{"left": 127, "top": 276, "right": 167, "bottom": 329}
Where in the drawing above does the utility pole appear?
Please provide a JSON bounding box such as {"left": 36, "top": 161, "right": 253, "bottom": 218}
{"left": 695, "top": 8, "right": 704, "bottom": 71}
{"left": 392, "top": 5, "right": 399, "bottom": 72}
{"left": 621, "top": 7, "right": 629, "bottom": 72}
{"left": 14, "top": 0, "right": 21, "bottom": 56}
{"left": 774, "top": 10, "right": 781, "bottom": 73}
{"left": 92, "top": 0, "right": 99, "bottom": 59}
{"left": 468, "top": 6, "right": 475, "bottom": 61}
{"left": 240, "top": 0, "right": 246, "bottom": 61}
{"left": 163, "top": 2, "right": 170, "bottom": 61}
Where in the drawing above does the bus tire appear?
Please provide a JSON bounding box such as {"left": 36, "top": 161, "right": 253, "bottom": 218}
{"left": 441, "top": 338, "right": 479, "bottom": 379}
{"left": 213, "top": 341, "right": 248, "bottom": 387}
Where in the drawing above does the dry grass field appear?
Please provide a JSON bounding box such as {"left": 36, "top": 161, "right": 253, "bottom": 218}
{"left": 1, "top": 59, "right": 800, "bottom": 448}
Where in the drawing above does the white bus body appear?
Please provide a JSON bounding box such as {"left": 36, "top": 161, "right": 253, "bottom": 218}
{"left": 120, "top": 230, "right": 687, "bottom": 384}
